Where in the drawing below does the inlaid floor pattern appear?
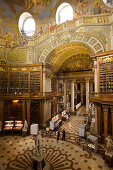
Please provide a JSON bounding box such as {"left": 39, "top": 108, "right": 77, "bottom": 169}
{"left": 0, "top": 106, "right": 112, "bottom": 170}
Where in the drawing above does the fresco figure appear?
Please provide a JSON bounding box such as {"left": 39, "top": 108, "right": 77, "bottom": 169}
{"left": 91, "top": 3, "right": 102, "bottom": 15}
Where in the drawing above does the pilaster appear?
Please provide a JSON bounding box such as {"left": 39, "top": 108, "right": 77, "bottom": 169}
{"left": 85, "top": 78, "right": 90, "bottom": 113}
{"left": 103, "top": 105, "right": 109, "bottom": 139}
{"left": 26, "top": 100, "right": 31, "bottom": 127}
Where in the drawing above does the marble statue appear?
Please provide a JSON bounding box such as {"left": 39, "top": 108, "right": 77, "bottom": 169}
{"left": 0, "top": 121, "right": 2, "bottom": 131}
{"left": 35, "top": 131, "right": 42, "bottom": 156}
{"left": 105, "top": 135, "right": 112, "bottom": 153}
{"left": 23, "top": 119, "right": 28, "bottom": 131}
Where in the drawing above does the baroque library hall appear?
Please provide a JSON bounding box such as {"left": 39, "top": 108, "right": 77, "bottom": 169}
{"left": 0, "top": 0, "right": 113, "bottom": 169}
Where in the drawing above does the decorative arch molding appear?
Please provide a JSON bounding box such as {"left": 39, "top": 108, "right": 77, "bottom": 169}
{"left": 39, "top": 33, "right": 104, "bottom": 63}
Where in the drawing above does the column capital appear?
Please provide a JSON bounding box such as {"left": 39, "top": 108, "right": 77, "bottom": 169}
{"left": 103, "top": 105, "right": 109, "bottom": 112}
{"left": 64, "top": 79, "right": 67, "bottom": 83}
{"left": 85, "top": 78, "right": 90, "bottom": 82}
{"left": 26, "top": 100, "right": 31, "bottom": 103}
{"left": 70, "top": 79, "right": 76, "bottom": 83}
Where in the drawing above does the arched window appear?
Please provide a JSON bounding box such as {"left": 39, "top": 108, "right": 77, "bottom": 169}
{"left": 18, "top": 12, "right": 35, "bottom": 37}
{"left": 56, "top": 3, "right": 73, "bottom": 25}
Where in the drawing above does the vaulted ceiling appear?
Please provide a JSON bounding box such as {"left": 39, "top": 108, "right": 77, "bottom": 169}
{"left": 45, "top": 42, "right": 93, "bottom": 72}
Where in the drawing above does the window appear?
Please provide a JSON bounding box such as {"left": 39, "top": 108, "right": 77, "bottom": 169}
{"left": 56, "top": 3, "right": 73, "bottom": 25}
{"left": 103, "top": 0, "right": 113, "bottom": 8}
{"left": 18, "top": 12, "right": 35, "bottom": 37}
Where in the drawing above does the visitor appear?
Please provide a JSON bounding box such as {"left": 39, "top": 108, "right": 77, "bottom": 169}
{"left": 62, "top": 129, "right": 65, "bottom": 141}
{"left": 57, "top": 130, "right": 60, "bottom": 142}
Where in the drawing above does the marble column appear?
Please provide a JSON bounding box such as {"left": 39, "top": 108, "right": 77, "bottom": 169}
{"left": 80, "top": 83, "right": 84, "bottom": 105}
{"left": 71, "top": 80, "right": 74, "bottom": 112}
{"left": 103, "top": 105, "right": 109, "bottom": 139}
{"left": 94, "top": 60, "right": 97, "bottom": 93}
{"left": 66, "top": 94, "right": 69, "bottom": 108}
{"left": 22, "top": 100, "right": 26, "bottom": 121}
{"left": 90, "top": 82, "right": 93, "bottom": 94}
{"left": 110, "top": 106, "right": 113, "bottom": 137}
{"left": 64, "top": 80, "right": 66, "bottom": 109}
{"left": 85, "top": 78, "right": 90, "bottom": 113}
{"left": 26, "top": 100, "right": 31, "bottom": 127}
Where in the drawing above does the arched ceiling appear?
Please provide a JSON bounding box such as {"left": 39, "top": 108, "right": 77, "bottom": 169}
{"left": 45, "top": 42, "right": 93, "bottom": 72}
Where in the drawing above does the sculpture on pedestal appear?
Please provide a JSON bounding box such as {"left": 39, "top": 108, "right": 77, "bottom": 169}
{"left": 35, "top": 131, "right": 42, "bottom": 156}
{"left": 23, "top": 119, "right": 28, "bottom": 131}
{"left": 105, "top": 135, "right": 112, "bottom": 153}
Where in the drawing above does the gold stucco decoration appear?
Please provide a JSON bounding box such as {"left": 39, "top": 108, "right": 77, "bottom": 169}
{"left": 7, "top": 49, "right": 26, "bottom": 62}
{"left": 99, "top": 56, "right": 113, "bottom": 63}
{"left": 45, "top": 72, "right": 53, "bottom": 80}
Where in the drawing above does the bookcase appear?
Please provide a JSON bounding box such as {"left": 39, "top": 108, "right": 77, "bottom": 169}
{"left": 10, "top": 71, "right": 29, "bottom": 93}
{"left": 99, "top": 56, "right": 113, "bottom": 93}
{"left": 30, "top": 71, "right": 40, "bottom": 92}
{"left": 0, "top": 64, "right": 42, "bottom": 94}
{"left": 0, "top": 69, "right": 7, "bottom": 92}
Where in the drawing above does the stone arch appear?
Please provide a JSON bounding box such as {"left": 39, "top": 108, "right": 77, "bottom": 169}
{"left": 39, "top": 33, "right": 104, "bottom": 63}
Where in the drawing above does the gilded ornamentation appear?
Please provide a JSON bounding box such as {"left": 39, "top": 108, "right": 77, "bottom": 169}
{"left": 59, "top": 54, "right": 93, "bottom": 73}
{"left": 7, "top": 49, "right": 26, "bottom": 62}
{"left": 0, "top": 67, "right": 4, "bottom": 71}
{"left": 45, "top": 72, "right": 53, "bottom": 80}
{"left": 21, "top": 68, "right": 27, "bottom": 71}
{"left": 99, "top": 56, "right": 113, "bottom": 63}
{"left": 11, "top": 68, "right": 17, "bottom": 71}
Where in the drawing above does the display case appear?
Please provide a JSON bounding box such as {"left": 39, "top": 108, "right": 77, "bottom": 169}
{"left": 4, "top": 121, "right": 14, "bottom": 131}
{"left": 50, "top": 115, "right": 62, "bottom": 130}
{"left": 30, "top": 124, "right": 38, "bottom": 135}
{"left": 87, "top": 135, "right": 98, "bottom": 152}
{"left": 78, "top": 124, "right": 85, "bottom": 137}
{"left": 52, "top": 115, "right": 59, "bottom": 121}
{"left": 62, "top": 110, "right": 67, "bottom": 121}
{"left": 13, "top": 120, "right": 23, "bottom": 130}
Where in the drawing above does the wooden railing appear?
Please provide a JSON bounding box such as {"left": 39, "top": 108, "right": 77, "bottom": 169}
{"left": 0, "top": 91, "right": 64, "bottom": 99}
{"left": 89, "top": 92, "right": 113, "bottom": 104}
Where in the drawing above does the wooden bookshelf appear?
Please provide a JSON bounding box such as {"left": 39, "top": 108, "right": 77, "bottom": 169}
{"left": 0, "top": 64, "right": 42, "bottom": 94}
{"left": 99, "top": 57, "right": 113, "bottom": 93}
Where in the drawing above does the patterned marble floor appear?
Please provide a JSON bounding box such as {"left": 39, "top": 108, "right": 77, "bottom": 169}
{"left": 0, "top": 106, "right": 113, "bottom": 170}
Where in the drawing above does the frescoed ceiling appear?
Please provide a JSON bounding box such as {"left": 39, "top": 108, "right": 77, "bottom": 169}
{"left": 0, "top": 0, "right": 57, "bottom": 18}
{"left": 0, "top": 0, "right": 113, "bottom": 51}
{"left": 0, "top": 0, "right": 113, "bottom": 19}
{"left": 59, "top": 54, "right": 93, "bottom": 73}
{"left": 45, "top": 42, "right": 93, "bottom": 72}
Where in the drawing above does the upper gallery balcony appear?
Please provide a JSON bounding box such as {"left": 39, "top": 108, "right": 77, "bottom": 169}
{"left": 26, "top": 13, "right": 113, "bottom": 47}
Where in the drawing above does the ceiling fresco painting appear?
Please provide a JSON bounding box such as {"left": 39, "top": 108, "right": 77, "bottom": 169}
{"left": 59, "top": 54, "right": 93, "bottom": 73}
{"left": 0, "top": 0, "right": 112, "bottom": 49}
{"left": 0, "top": 0, "right": 112, "bottom": 19}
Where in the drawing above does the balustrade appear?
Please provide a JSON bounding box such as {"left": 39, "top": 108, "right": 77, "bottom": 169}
{"left": 25, "top": 13, "right": 113, "bottom": 47}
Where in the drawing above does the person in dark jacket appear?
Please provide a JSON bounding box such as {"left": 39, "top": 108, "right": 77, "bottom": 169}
{"left": 62, "top": 129, "right": 65, "bottom": 141}
{"left": 57, "top": 130, "right": 60, "bottom": 142}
